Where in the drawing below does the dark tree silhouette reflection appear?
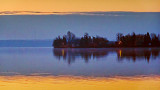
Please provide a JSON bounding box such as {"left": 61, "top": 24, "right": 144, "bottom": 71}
{"left": 117, "top": 48, "right": 160, "bottom": 63}
{"left": 53, "top": 48, "right": 110, "bottom": 64}
{"left": 53, "top": 48, "right": 160, "bottom": 64}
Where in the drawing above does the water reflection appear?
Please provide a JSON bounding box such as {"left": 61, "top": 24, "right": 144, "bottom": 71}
{"left": 0, "top": 48, "right": 159, "bottom": 77}
{"left": 53, "top": 48, "right": 160, "bottom": 64}
{"left": 117, "top": 48, "right": 160, "bottom": 63}
{"left": 53, "top": 48, "right": 110, "bottom": 64}
{"left": 0, "top": 48, "right": 160, "bottom": 90}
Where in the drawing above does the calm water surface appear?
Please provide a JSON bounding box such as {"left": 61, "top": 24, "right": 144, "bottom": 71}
{"left": 0, "top": 48, "right": 160, "bottom": 90}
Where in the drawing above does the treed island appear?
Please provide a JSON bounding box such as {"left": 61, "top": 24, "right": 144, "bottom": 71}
{"left": 53, "top": 31, "right": 160, "bottom": 48}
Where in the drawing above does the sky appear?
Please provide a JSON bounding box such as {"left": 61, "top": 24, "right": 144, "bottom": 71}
{"left": 0, "top": 12, "right": 160, "bottom": 40}
{"left": 0, "top": 0, "right": 160, "bottom": 12}
{"left": 0, "top": 0, "right": 160, "bottom": 40}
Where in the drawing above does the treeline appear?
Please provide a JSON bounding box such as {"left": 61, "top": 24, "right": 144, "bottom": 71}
{"left": 53, "top": 31, "right": 160, "bottom": 48}
{"left": 53, "top": 31, "right": 108, "bottom": 48}
{"left": 116, "top": 32, "right": 160, "bottom": 47}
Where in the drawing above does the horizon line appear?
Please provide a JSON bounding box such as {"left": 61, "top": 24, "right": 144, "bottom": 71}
{"left": 0, "top": 11, "right": 160, "bottom": 15}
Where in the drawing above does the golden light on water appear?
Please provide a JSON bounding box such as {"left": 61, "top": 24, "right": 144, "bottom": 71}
{"left": 0, "top": 75, "right": 160, "bottom": 90}
{"left": 119, "top": 50, "right": 122, "bottom": 57}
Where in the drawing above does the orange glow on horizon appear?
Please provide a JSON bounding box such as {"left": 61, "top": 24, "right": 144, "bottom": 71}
{"left": 0, "top": 75, "right": 160, "bottom": 90}
{"left": 0, "top": 0, "right": 160, "bottom": 12}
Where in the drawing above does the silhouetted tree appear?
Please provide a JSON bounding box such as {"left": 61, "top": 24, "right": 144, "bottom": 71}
{"left": 151, "top": 33, "right": 159, "bottom": 46}
{"left": 116, "top": 32, "right": 159, "bottom": 47}
{"left": 131, "top": 32, "right": 136, "bottom": 47}
{"left": 117, "top": 33, "right": 123, "bottom": 41}
{"left": 65, "top": 31, "right": 75, "bottom": 45}
{"left": 53, "top": 32, "right": 160, "bottom": 48}
{"left": 143, "top": 32, "right": 151, "bottom": 46}
{"left": 53, "top": 36, "right": 66, "bottom": 48}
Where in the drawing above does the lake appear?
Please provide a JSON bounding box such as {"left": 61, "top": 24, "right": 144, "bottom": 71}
{"left": 0, "top": 47, "right": 160, "bottom": 90}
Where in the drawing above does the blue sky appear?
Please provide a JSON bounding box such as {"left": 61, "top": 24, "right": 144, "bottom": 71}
{"left": 0, "top": 12, "right": 160, "bottom": 40}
